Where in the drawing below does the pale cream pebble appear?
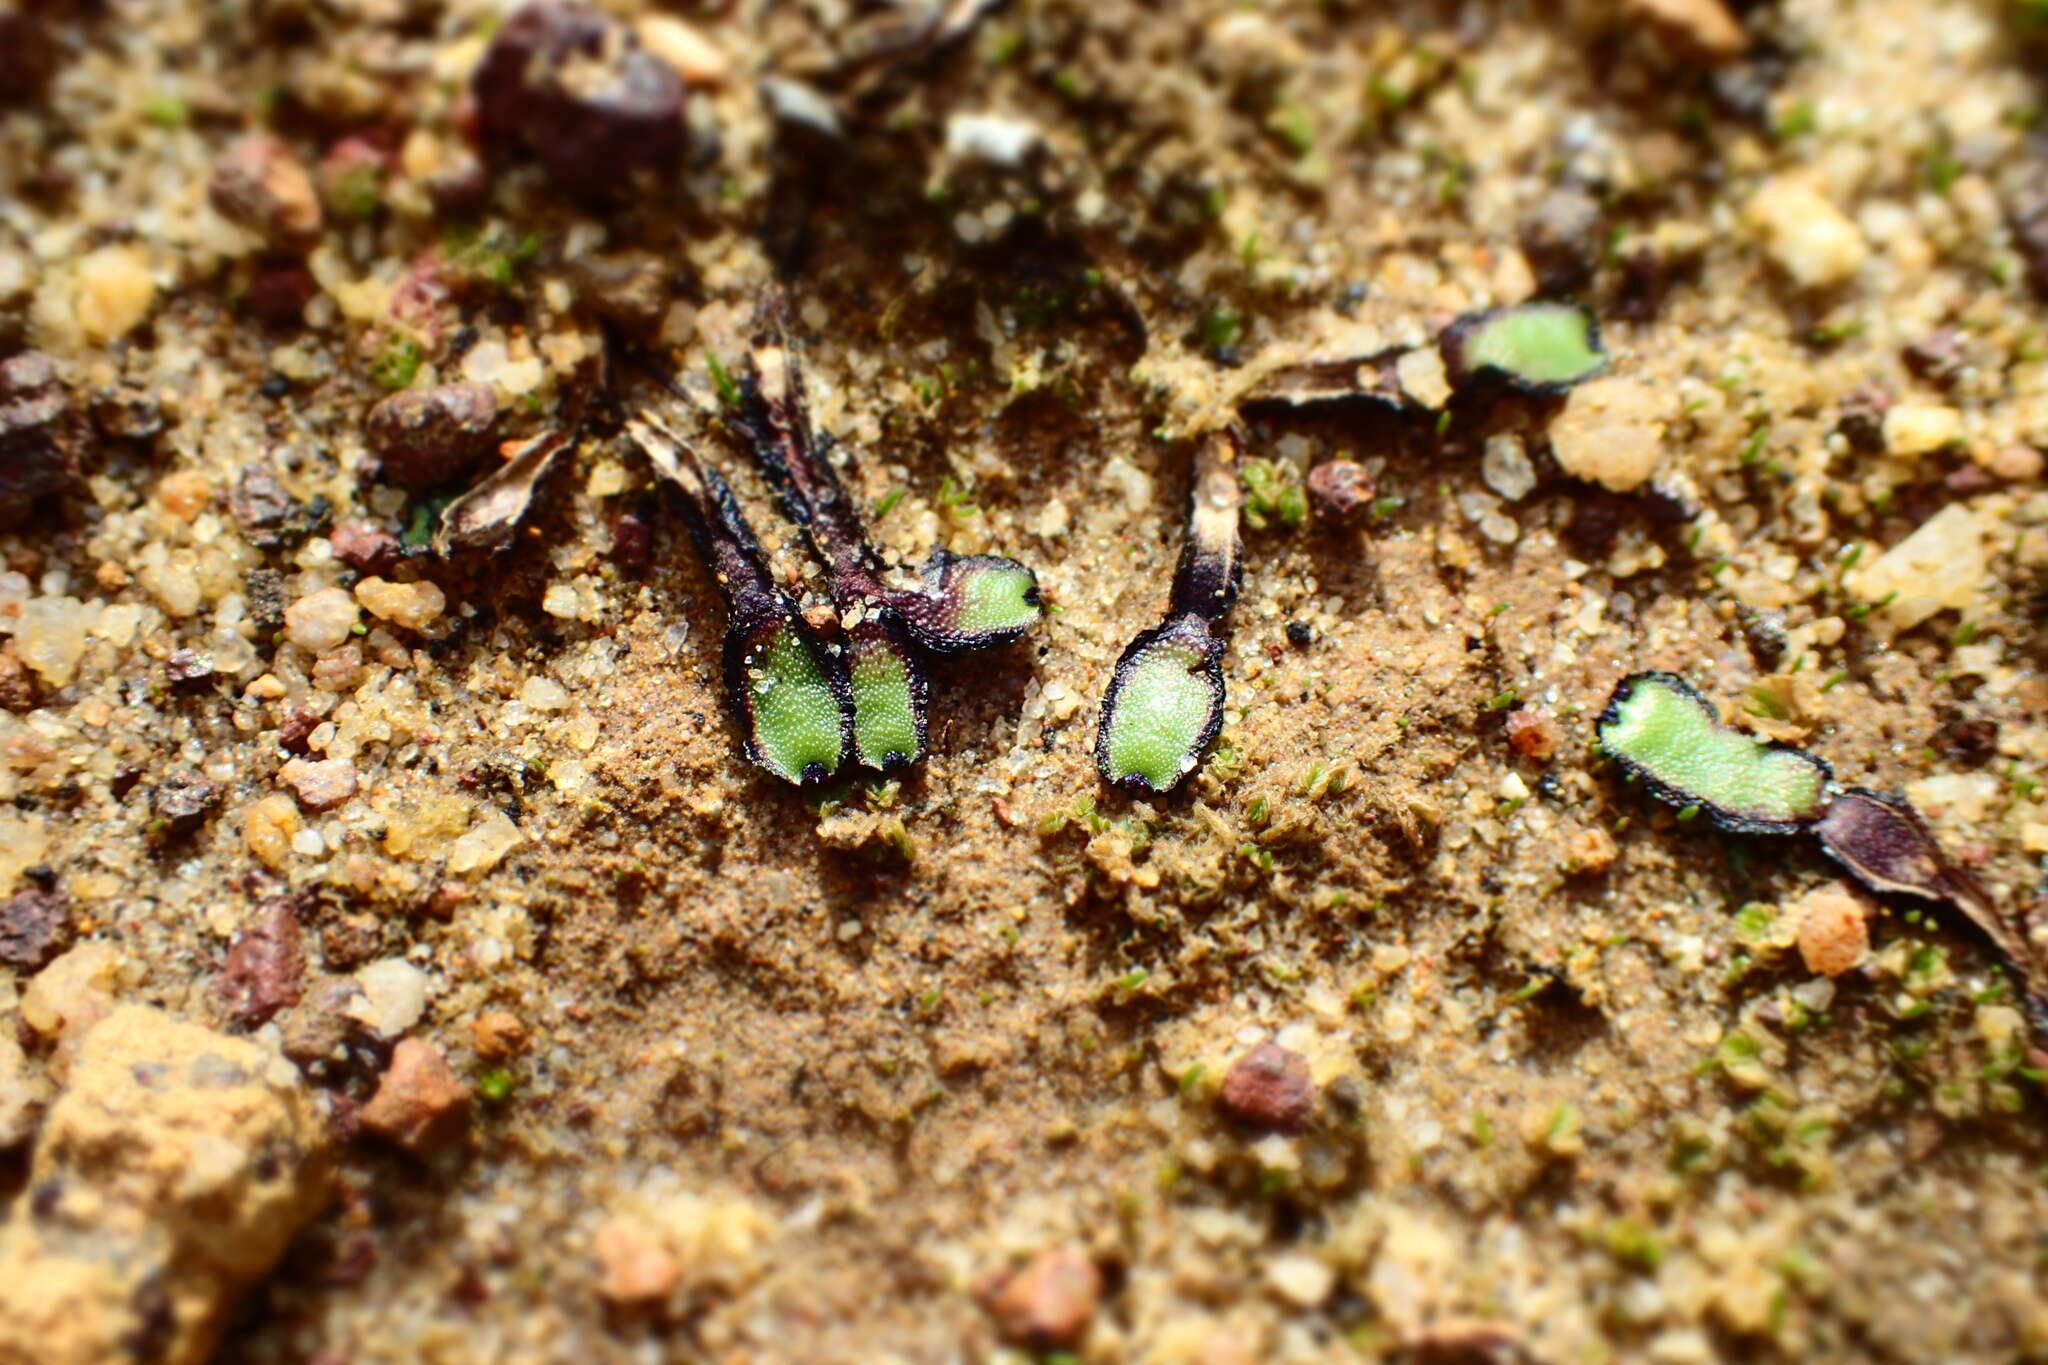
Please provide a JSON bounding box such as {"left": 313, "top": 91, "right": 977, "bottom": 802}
{"left": 283, "top": 587, "right": 359, "bottom": 651}
{"left": 1882, "top": 403, "right": 1963, "bottom": 457}
{"left": 72, "top": 245, "right": 155, "bottom": 341}
{"left": 0, "top": 1031, "right": 46, "bottom": 1148}
{"left": 0, "top": 814, "right": 49, "bottom": 891}
{"left": 636, "top": 13, "right": 730, "bottom": 84}
{"left": 19, "top": 942, "right": 122, "bottom": 1049}
{"left": 244, "top": 673, "right": 287, "bottom": 700}
{"left": 1394, "top": 346, "right": 1452, "bottom": 409}
{"left": 353, "top": 576, "right": 445, "bottom": 631}
{"left": 2021, "top": 821, "right": 2048, "bottom": 854}
{"left": 1987, "top": 445, "right": 2045, "bottom": 481}
{"left": 520, "top": 676, "right": 569, "bottom": 711}
{"left": 1263, "top": 1252, "right": 1335, "bottom": 1308}
{"left": 277, "top": 756, "right": 358, "bottom": 811}
{"left": 1623, "top": 0, "right": 1747, "bottom": 58}
{"left": 1794, "top": 882, "right": 1869, "bottom": 978}
{"left": 155, "top": 469, "right": 212, "bottom": 521}
{"left": 1548, "top": 377, "right": 1664, "bottom": 492}
{"left": 1844, "top": 501, "right": 1991, "bottom": 629}
{"left": 15, "top": 596, "right": 91, "bottom": 687}
{"left": 448, "top": 810, "right": 522, "bottom": 875}
{"left": 242, "top": 793, "right": 301, "bottom": 870}
{"left": 593, "top": 1215, "right": 681, "bottom": 1304}
{"left": 1747, "top": 176, "right": 1867, "bottom": 289}
{"left": 348, "top": 957, "right": 430, "bottom": 1037}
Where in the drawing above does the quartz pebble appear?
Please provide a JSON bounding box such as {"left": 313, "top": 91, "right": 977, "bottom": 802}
{"left": 349, "top": 957, "right": 430, "bottom": 1037}
{"left": 284, "top": 586, "right": 360, "bottom": 651}
{"left": 1748, "top": 177, "right": 1866, "bottom": 290}
{"left": 355, "top": 576, "right": 445, "bottom": 631}
{"left": 1481, "top": 433, "right": 1537, "bottom": 501}
{"left": 278, "top": 757, "right": 358, "bottom": 811}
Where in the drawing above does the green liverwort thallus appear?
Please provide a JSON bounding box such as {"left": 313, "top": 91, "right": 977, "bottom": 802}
{"left": 1096, "top": 428, "right": 1243, "bottom": 795}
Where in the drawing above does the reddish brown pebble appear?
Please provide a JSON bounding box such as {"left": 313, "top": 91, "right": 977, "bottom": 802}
{"left": 1504, "top": 708, "right": 1560, "bottom": 761}
{"left": 1795, "top": 882, "right": 1870, "bottom": 979}
{"left": 418, "top": 881, "right": 469, "bottom": 922}
{"left": 208, "top": 134, "right": 324, "bottom": 253}
{"left": 0, "top": 350, "right": 84, "bottom": 530}
{"left": 330, "top": 519, "right": 402, "bottom": 576}
{"left": 244, "top": 261, "right": 319, "bottom": 328}
{"left": 0, "top": 887, "right": 73, "bottom": 971}
{"left": 1218, "top": 1040, "right": 1315, "bottom": 1131}
{"left": 983, "top": 1249, "right": 1102, "bottom": 1350}
{"left": 0, "top": 640, "right": 36, "bottom": 712}
{"left": 214, "top": 902, "right": 305, "bottom": 1027}
{"left": 364, "top": 382, "right": 499, "bottom": 491}
{"left": 277, "top": 707, "right": 321, "bottom": 755}
{"left": 471, "top": 1, "right": 687, "bottom": 197}
{"left": 1306, "top": 460, "right": 1374, "bottom": 526}
{"left": 359, "top": 1037, "right": 472, "bottom": 1154}
{"left": 279, "top": 976, "right": 370, "bottom": 1067}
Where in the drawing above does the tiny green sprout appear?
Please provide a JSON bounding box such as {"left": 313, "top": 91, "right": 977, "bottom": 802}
{"left": 1440, "top": 301, "right": 1606, "bottom": 394}
{"left": 1596, "top": 672, "right": 1831, "bottom": 834}
{"left": 1200, "top": 306, "right": 1244, "bottom": 351}
{"left": 1115, "top": 968, "right": 1150, "bottom": 993}
{"left": 1240, "top": 459, "right": 1307, "bottom": 531}
{"left": 477, "top": 1068, "right": 516, "bottom": 1104}
{"left": 1773, "top": 99, "right": 1818, "bottom": 140}
{"left": 142, "top": 93, "right": 190, "bottom": 128}
{"left": 371, "top": 335, "right": 423, "bottom": 391}
{"left": 705, "top": 350, "right": 741, "bottom": 409}
{"left": 872, "top": 487, "right": 906, "bottom": 521}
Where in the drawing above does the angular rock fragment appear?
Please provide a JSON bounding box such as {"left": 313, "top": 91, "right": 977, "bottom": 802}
{"left": 472, "top": 1, "right": 687, "bottom": 197}
{"left": 0, "top": 351, "right": 83, "bottom": 531}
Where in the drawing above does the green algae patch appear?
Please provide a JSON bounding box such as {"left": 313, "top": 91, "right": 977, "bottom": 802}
{"left": 1443, "top": 302, "right": 1606, "bottom": 394}
{"left": 1597, "top": 671, "right": 1831, "bottom": 833}
{"left": 1097, "top": 617, "right": 1225, "bottom": 794}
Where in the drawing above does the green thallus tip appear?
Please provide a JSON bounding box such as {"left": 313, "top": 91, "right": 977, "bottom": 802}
{"left": 848, "top": 628, "right": 923, "bottom": 771}
{"left": 1445, "top": 302, "right": 1606, "bottom": 392}
{"left": 950, "top": 560, "right": 1041, "bottom": 635}
{"left": 743, "top": 621, "right": 847, "bottom": 784}
{"left": 1096, "top": 619, "right": 1224, "bottom": 794}
{"left": 1597, "top": 671, "right": 1830, "bottom": 833}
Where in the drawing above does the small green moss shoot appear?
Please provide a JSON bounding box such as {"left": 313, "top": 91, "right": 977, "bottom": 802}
{"left": 1597, "top": 672, "right": 1831, "bottom": 833}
